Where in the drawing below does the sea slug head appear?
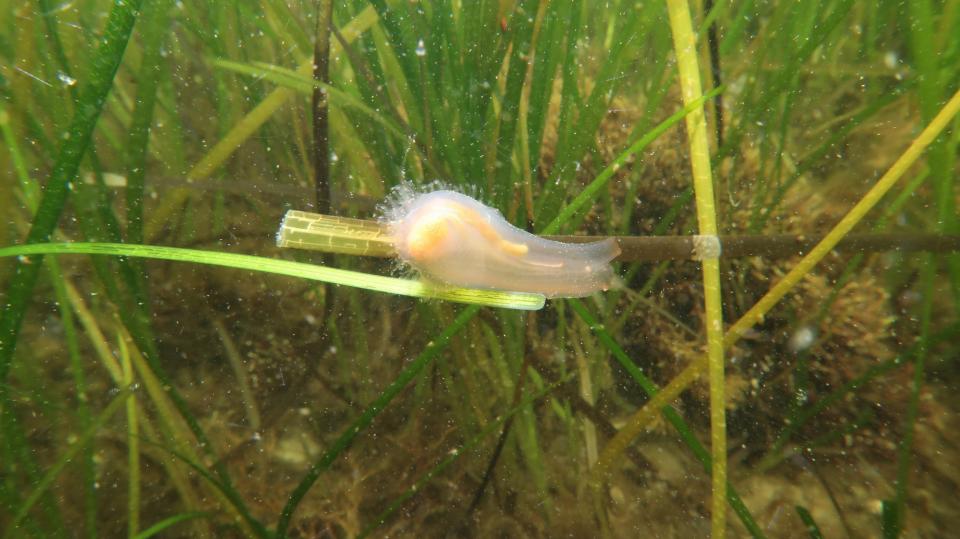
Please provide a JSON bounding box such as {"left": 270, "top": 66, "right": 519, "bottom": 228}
{"left": 405, "top": 208, "right": 453, "bottom": 261}
{"left": 392, "top": 195, "right": 469, "bottom": 264}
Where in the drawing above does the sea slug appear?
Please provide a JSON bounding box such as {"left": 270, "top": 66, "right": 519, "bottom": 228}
{"left": 381, "top": 187, "right": 620, "bottom": 298}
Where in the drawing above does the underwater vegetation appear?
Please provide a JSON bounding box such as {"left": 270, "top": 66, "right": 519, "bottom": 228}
{"left": 1, "top": 0, "right": 959, "bottom": 537}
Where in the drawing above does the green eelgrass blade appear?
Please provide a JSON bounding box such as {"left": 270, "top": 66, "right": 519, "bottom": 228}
{"left": 887, "top": 3, "right": 959, "bottom": 531}
{"left": 881, "top": 500, "right": 900, "bottom": 539}
{"left": 795, "top": 505, "right": 825, "bottom": 539}
{"left": 133, "top": 512, "right": 211, "bottom": 539}
{"left": 118, "top": 335, "right": 141, "bottom": 536}
{"left": 3, "top": 388, "right": 132, "bottom": 539}
{"left": 127, "top": 0, "right": 174, "bottom": 244}
{"left": 49, "top": 257, "right": 98, "bottom": 537}
{"left": 274, "top": 304, "right": 481, "bottom": 538}
{"left": 0, "top": 243, "right": 545, "bottom": 311}
{"left": 0, "top": 0, "right": 144, "bottom": 381}
{"left": 0, "top": 102, "right": 40, "bottom": 206}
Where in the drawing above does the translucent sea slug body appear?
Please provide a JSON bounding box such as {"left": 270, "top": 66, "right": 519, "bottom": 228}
{"left": 382, "top": 188, "right": 620, "bottom": 298}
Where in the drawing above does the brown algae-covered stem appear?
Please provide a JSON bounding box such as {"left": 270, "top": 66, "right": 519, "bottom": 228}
{"left": 312, "top": 0, "right": 334, "bottom": 215}
{"left": 276, "top": 210, "right": 960, "bottom": 260}
{"left": 555, "top": 233, "right": 960, "bottom": 260}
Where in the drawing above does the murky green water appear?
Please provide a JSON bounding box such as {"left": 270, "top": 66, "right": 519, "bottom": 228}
{"left": 1, "top": 1, "right": 958, "bottom": 537}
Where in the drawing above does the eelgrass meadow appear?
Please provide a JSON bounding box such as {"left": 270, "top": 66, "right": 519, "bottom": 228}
{"left": 2, "top": 1, "right": 959, "bottom": 537}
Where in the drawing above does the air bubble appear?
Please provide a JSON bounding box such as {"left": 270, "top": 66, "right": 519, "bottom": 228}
{"left": 788, "top": 326, "right": 816, "bottom": 353}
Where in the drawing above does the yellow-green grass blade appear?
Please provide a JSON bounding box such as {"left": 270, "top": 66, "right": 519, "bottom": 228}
{"left": 664, "top": 2, "right": 727, "bottom": 536}
{"left": 0, "top": 243, "right": 545, "bottom": 311}
{"left": 276, "top": 210, "right": 395, "bottom": 257}
{"left": 133, "top": 511, "right": 211, "bottom": 539}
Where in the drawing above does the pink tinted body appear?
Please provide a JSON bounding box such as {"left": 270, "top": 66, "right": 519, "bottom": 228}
{"left": 386, "top": 190, "right": 620, "bottom": 298}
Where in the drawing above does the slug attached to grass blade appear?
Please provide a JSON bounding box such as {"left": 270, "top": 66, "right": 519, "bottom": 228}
{"left": 381, "top": 187, "right": 620, "bottom": 298}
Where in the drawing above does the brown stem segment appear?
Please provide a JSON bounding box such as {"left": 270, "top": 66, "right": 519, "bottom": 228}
{"left": 276, "top": 210, "right": 960, "bottom": 261}
{"left": 312, "top": 0, "right": 333, "bottom": 214}
{"left": 551, "top": 233, "right": 960, "bottom": 261}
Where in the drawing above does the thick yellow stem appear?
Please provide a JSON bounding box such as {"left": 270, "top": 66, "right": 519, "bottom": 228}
{"left": 665, "top": 0, "right": 727, "bottom": 536}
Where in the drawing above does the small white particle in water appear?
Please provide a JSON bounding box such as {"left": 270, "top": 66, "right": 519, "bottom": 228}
{"left": 883, "top": 51, "right": 898, "bottom": 69}
{"left": 415, "top": 39, "right": 426, "bottom": 57}
{"left": 57, "top": 72, "right": 77, "bottom": 87}
{"left": 788, "top": 326, "right": 816, "bottom": 353}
